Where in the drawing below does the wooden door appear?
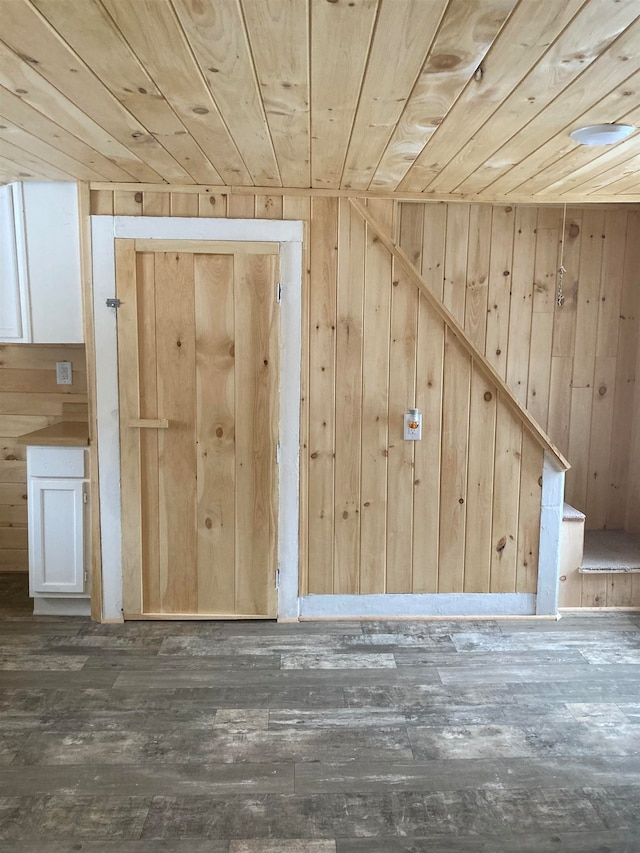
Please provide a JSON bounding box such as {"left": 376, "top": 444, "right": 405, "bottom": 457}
{"left": 116, "top": 241, "right": 280, "bottom": 618}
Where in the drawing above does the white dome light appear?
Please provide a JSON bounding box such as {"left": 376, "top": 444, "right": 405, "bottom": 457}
{"left": 569, "top": 124, "right": 634, "bottom": 146}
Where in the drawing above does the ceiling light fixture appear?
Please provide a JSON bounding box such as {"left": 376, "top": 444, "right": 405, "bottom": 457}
{"left": 569, "top": 123, "right": 634, "bottom": 146}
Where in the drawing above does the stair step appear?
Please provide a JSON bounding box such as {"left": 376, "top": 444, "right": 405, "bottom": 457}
{"left": 563, "top": 503, "right": 586, "bottom": 522}
{"left": 580, "top": 529, "right": 640, "bottom": 575}
{"left": 579, "top": 566, "right": 640, "bottom": 574}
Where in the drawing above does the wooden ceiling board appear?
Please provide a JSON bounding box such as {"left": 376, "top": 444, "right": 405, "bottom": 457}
{"left": 31, "top": 0, "right": 222, "bottom": 185}
{"left": 0, "top": 161, "right": 25, "bottom": 183}
{"left": 0, "top": 151, "right": 53, "bottom": 181}
{"left": 618, "top": 180, "right": 640, "bottom": 193}
{"left": 458, "top": 14, "right": 640, "bottom": 196}
{"left": 171, "top": 0, "right": 280, "bottom": 185}
{"left": 559, "top": 148, "right": 640, "bottom": 197}
{"left": 0, "top": 0, "right": 638, "bottom": 202}
{"left": 390, "top": 0, "right": 589, "bottom": 192}
{"left": 340, "top": 0, "right": 449, "bottom": 190}
{"left": 483, "top": 70, "right": 640, "bottom": 197}
{"left": 425, "top": 0, "right": 640, "bottom": 194}
{"left": 99, "top": 0, "right": 252, "bottom": 185}
{"left": 534, "top": 101, "right": 640, "bottom": 195}
{"left": 594, "top": 166, "right": 640, "bottom": 196}
{"left": 0, "top": 83, "right": 135, "bottom": 182}
{"left": 241, "top": 0, "right": 310, "bottom": 188}
{"left": 0, "top": 0, "right": 190, "bottom": 183}
{"left": 0, "top": 134, "right": 76, "bottom": 181}
{"left": 0, "top": 118, "right": 111, "bottom": 182}
{"left": 534, "top": 130, "right": 640, "bottom": 197}
{"left": 0, "top": 41, "right": 162, "bottom": 182}
{"left": 310, "top": 0, "right": 378, "bottom": 188}
{"left": 373, "top": 0, "right": 518, "bottom": 191}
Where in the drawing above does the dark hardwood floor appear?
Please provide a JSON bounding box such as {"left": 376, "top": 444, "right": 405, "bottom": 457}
{"left": 0, "top": 572, "right": 639, "bottom": 851}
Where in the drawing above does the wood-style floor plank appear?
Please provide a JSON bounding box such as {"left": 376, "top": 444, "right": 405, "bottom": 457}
{"left": 0, "top": 574, "right": 638, "bottom": 849}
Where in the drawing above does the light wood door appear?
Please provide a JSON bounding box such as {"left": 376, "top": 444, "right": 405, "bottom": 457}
{"left": 116, "top": 241, "right": 280, "bottom": 618}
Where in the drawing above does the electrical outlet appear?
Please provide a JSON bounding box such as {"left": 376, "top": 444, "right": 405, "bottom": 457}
{"left": 56, "top": 361, "right": 72, "bottom": 385}
{"left": 404, "top": 410, "right": 422, "bottom": 440}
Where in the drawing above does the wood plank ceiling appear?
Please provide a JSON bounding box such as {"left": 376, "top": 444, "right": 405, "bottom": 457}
{"left": 0, "top": 0, "right": 639, "bottom": 202}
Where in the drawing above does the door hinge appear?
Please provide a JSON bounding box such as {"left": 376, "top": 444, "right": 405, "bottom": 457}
{"left": 276, "top": 282, "right": 282, "bottom": 304}
{"left": 84, "top": 570, "right": 88, "bottom": 584}
{"left": 276, "top": 568, "right": 280, "bottom": 589}
{"left": 106, "top": 298, "right": 121, "bottom": 309}
{"left": 83, "top": 491, "right": 88, "bottom": 504}
{"left": 276, "top": 442, "right": 281, "bottom": 464}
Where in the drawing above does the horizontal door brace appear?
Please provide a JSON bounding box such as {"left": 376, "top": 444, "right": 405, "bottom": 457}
{"left": 128, "top": 418, "right": 169, "bottom": 429}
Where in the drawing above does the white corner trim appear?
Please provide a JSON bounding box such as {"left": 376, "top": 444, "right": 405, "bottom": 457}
{"left": 299, "top": 593, "right": 536, "bottom": 619}
{"left": 91, "top": 216, "right": 302, "bottom": 621}
{"left": 91, "top": 219, "right": 122, "bottom": 621}
{"left": 536, "top": 451, "right": 565, "bottom": 616}
{"left": 277, "top": 240, "right": 302, "bottom": 620}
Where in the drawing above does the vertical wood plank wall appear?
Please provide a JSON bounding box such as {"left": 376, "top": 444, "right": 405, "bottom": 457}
{"left": 0, "top": 344, "right": 88, "bottom": 571}
{"left": 407, "top": 203, "right": 640, "bottom": 531}
{"left": 89, "top": 190, "right": 640, "bottom": 603}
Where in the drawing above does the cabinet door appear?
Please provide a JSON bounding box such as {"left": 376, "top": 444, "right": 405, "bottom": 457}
{"left": 22, "top": 182, "right": 83, "bottom": 343}
{"left": 0, "top": 183, "right": 31, "bottom": 342}
{"left": 29, "top": 477, "right": 85, "bottom": 594}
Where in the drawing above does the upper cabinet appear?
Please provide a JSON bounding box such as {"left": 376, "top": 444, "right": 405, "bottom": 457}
{"left": 0, "top": 182, "right": 83, "bottom": 344}
{"left": 0, "top": 183, "right": 30, "bottom": 342}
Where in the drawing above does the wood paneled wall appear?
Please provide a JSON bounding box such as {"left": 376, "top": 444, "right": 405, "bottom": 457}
{"left": 303, "top": 197, "right": 544, "bottom": 596}
{"left": 0, "top": 344, "right": 87, "bottom": 571}
{"left": 399, "top": 202, "right": 640, "bottom": 531}
{"left": 89, "top": 188, "right": 640, "bottom": 600}
{"left": 390, "top": 198, "right": 639, "bottom": 607}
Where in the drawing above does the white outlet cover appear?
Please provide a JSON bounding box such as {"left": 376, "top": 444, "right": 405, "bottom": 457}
{"left": 56, "top": 361, "right": 72, "bottom": 385}
{"left": 403, "top": 412, "right": 422, "bottom": 440}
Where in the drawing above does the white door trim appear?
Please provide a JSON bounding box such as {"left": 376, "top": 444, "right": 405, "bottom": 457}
{"left": 91, "top": 216, "right": 303, "bottom": 621}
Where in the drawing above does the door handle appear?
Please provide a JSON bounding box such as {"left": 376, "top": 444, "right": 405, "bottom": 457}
{"left": 128, "top": 418, "right": 169, "bottom": 428}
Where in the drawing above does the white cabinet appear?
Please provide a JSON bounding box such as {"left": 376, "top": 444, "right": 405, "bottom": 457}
{"left": 0, "top": 183, "right": 30, "bottom": 341}
{"left": 29, "top": 478, "right": 86, "bottom": 594}
{"left": 0, "top": 182, "right": 84, "bottom": 344}
{"left": 27, "top": 447, "right": 89, "bottom": 616}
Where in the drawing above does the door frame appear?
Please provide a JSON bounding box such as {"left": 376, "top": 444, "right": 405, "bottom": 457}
{"left": 91, "top": 215, "right": 303, "bottom": 621}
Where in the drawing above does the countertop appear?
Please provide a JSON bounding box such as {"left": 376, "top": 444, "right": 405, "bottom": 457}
{"left": 17, "top": 421, "right": 89, "bottom": 447}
